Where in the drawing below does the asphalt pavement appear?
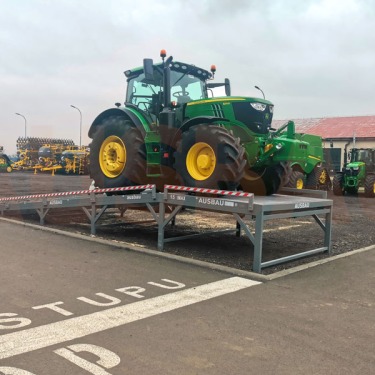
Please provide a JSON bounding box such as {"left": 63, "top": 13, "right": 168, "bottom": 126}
{"left": 0, "top": 219, "right": 374, "bottom": 374}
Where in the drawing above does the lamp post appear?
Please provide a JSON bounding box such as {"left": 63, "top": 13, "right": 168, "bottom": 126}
{"left": 254, "top": 85, "right": 265, "bottom": 99}
{"left": 70, "top": 105, "right": 82, "bottom": 147}
{"left": 15, "top": 113, "right": 27, "bottom": 137}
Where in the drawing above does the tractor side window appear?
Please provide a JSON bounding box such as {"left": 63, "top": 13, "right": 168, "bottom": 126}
{"left": 126, "top": 73, "right": 162, "bottom": 113}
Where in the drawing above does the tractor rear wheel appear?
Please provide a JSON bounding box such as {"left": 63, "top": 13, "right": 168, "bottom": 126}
{"left": 286, "top": 171, "right": 305, "bottom": 189}
{"left": 333, "top": 173, "right": 345, "bottom": 196}
{"left": 174, "top": 124, "right": 246, "bottom": 190}
{"left": 89, "top": 116, "right": 146, "bottom": 188}
{"left": 364, "top": 174, "right": 375, "bottom": 198}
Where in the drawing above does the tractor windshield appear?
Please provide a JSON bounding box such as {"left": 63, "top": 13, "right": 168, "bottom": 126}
{"left": 170, "top": 71, "right": 206, "bottom": 103}
{"left": 352, "top": 149, "right": 373, "bottom": 163}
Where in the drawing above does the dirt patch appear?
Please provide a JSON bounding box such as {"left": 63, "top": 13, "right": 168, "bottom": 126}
{"left": 0, "top": 172, "right": 374, "bottom": 274}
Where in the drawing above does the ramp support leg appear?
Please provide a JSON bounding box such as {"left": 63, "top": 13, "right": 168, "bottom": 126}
{"left": 82, "top": 203, "right": 108, "bottom": 236}
{"left": 157, "top": 201, "right": 166, "bottom": 250}
{"left": 252, "top": 211, "right": 264, "bottom": 273}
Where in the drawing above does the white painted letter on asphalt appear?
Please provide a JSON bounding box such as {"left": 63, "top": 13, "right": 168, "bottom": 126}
{"left": 32, "top": 302, "right": 73, "bottom": 316}
{"left": 147, "top": 279, "right": 186, "bottom": 289}
{"left": 77, "top": 293, "right": 122, "bottom": 307}
{"left": 54, "top": 344, "right": 120, "bottom": 375}
{"left": 0, "top": 314, "right": 31, "bottom": 330}
{"left": 115, "top": 286, "right": 145, "bottom": 298}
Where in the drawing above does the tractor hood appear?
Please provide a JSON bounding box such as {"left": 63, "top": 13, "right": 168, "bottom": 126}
{"left": 346, "top": 161, "right": 365, "bottom": 170}
{"left": 185, "top": 96, "right": 274, "bottom": 134}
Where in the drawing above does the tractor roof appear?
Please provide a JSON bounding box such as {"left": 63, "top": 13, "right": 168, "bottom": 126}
{"left": 124, "top": 61, "right": 212, "bottom": 81}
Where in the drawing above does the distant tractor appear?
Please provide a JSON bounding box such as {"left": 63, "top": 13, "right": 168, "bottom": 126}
{"left": 88, "top": 50, "right": 329, "bottom": 195}
{"left": 333, "top": 148, "right": 375, "bottom": 197}
{"left": 0, "top": 146, "right": 12, "bottom": 173}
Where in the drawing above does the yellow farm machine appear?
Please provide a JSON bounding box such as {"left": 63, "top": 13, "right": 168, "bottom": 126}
{"left": 12, "top": 137, "right": 90, "bottom": 175}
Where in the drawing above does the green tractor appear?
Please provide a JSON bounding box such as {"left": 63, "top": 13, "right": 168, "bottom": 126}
{"left": 88, "top": 50, "right": 328, "bottom": 195}
{"left": 0, "top": 147, "right": 13, "bottom": 173}
{"left": 333, "top": 148, "right": 375, "bottom": 197}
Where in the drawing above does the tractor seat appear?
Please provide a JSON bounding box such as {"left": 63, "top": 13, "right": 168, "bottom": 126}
{"left": 177, "top": 95, "right": 191, "bottom": 104}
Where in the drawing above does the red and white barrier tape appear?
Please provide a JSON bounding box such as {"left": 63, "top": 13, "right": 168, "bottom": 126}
{"left": 0, "top": 184, "right": 155, "bottom": 202}
{"left": 164, "top": 185, "right": 253, "bottom": 197}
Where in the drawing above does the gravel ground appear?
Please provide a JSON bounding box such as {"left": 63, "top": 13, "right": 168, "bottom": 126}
{"left": 0, "top": 172, "right": 374, "bottom": 274}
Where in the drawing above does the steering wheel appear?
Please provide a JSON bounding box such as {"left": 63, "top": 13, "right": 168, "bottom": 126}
{"left": 173, "top": 91, "right": 190, "bottom": 98}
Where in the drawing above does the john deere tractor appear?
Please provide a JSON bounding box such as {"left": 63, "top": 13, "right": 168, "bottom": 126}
{"left": 88, "top": 50, "right": 328, "bottom": 195}
{"left": 333, "top": 148, "right": 375, "bottom": 197}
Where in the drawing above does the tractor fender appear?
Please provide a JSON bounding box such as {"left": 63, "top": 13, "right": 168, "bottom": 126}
{"left": 289, "top": 162, "right": 305, "bottom": 173}
{"left": 167, "top": 116, "right": 230, "bottom": 151}
{"left": 88, "top": 108, "right": 148, "bottom": 138}
{"left": 179, "top": 116, "right": 229, "bottom": 134}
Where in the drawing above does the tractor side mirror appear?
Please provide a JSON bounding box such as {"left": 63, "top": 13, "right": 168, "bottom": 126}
{"left": 143, "top": 58, "right": 154, "bottom": 81}
{"left": 224, "top": 78, "right": 231, "bottom": 96}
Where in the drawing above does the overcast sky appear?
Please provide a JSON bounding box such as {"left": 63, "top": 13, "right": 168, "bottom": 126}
{"left": 1, "top": 0, "right": 374, "bottom": 153}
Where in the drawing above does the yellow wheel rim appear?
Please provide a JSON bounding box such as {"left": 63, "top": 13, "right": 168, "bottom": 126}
{"left": 186, "top": 142, "right": 216, "bottom": 180}
{"left": 373, "top": 182, "right": 375, "bottom": 194}
{"left": 296, "top": 178, "right": 304, "bottom": 189}
{"left": 319, "top": 169, "right": 328, "bottom": 184}
{"left": 99, "top": 135, "right": 126, "bottom": 178}
{"left": 6, "top": 166, "right": 12, "bottom": 173}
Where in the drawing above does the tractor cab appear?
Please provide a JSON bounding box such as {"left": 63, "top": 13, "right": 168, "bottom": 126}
{"left": 348, "top": 148, "right": 375, "bottom": 173}
{"left": 124, "top": 50, "right": 232, "bottom": 125}
{"left": 350, "top": 148, "right": 374, "bottom": 164}
{"left": 124, "top": 60, "right": 211, "bottom": 121}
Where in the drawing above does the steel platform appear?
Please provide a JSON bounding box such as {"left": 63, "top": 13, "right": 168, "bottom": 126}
{"left": 0, "top": 184, "right": 333, "bottom": 273}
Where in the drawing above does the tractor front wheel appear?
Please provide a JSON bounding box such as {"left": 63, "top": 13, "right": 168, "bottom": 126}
{"left": 286, "top": 171, "right": 305, "bottom": 190}
{"left": 174, "top": 124, "right": 246, "bottom": 190}
{"left": 89, "top": 116, "right": 146, "bottom": 188}
{"left": 364, "top": 174, "right": 375, "bottom": 198}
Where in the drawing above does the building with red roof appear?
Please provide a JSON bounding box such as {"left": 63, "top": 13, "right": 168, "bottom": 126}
{"left": 273, "top": 116, "right": 375, "bottom": 171}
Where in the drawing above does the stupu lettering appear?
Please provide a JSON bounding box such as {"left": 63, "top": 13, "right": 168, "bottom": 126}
{"left": 1, "top": 279, "right": 185, "bottom": 330}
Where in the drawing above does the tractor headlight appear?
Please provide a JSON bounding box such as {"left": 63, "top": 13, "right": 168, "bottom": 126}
{"left": 276, "top": 143, "right": 283, "bottom": 150}
{"left": 352, "top": 167, "right": 359, "bottom": 170}
{"left": 251, "top": 103, "right": 266, "bottom": 111}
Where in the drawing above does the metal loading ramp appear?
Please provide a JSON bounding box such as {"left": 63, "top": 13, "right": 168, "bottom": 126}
{"left": 160, "top": 185, "right": 333, "bottom": 272}
{"left": 0, "top": 185, "right": 333, "bottom": 273}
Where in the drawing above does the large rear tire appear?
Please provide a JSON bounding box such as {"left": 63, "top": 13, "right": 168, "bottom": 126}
{"left": 89, "top": 116, "right": 146, "bottom": 188}
{"left": 174, "top": 124, "right": 246, "bottom": 190}
{"left": 364, "top": 174, "right": 375, "bottom": 198}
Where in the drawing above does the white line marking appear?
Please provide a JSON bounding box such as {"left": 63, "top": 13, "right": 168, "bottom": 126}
{"left": 0, "top": 277, "right": 260, "bottom": 360}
